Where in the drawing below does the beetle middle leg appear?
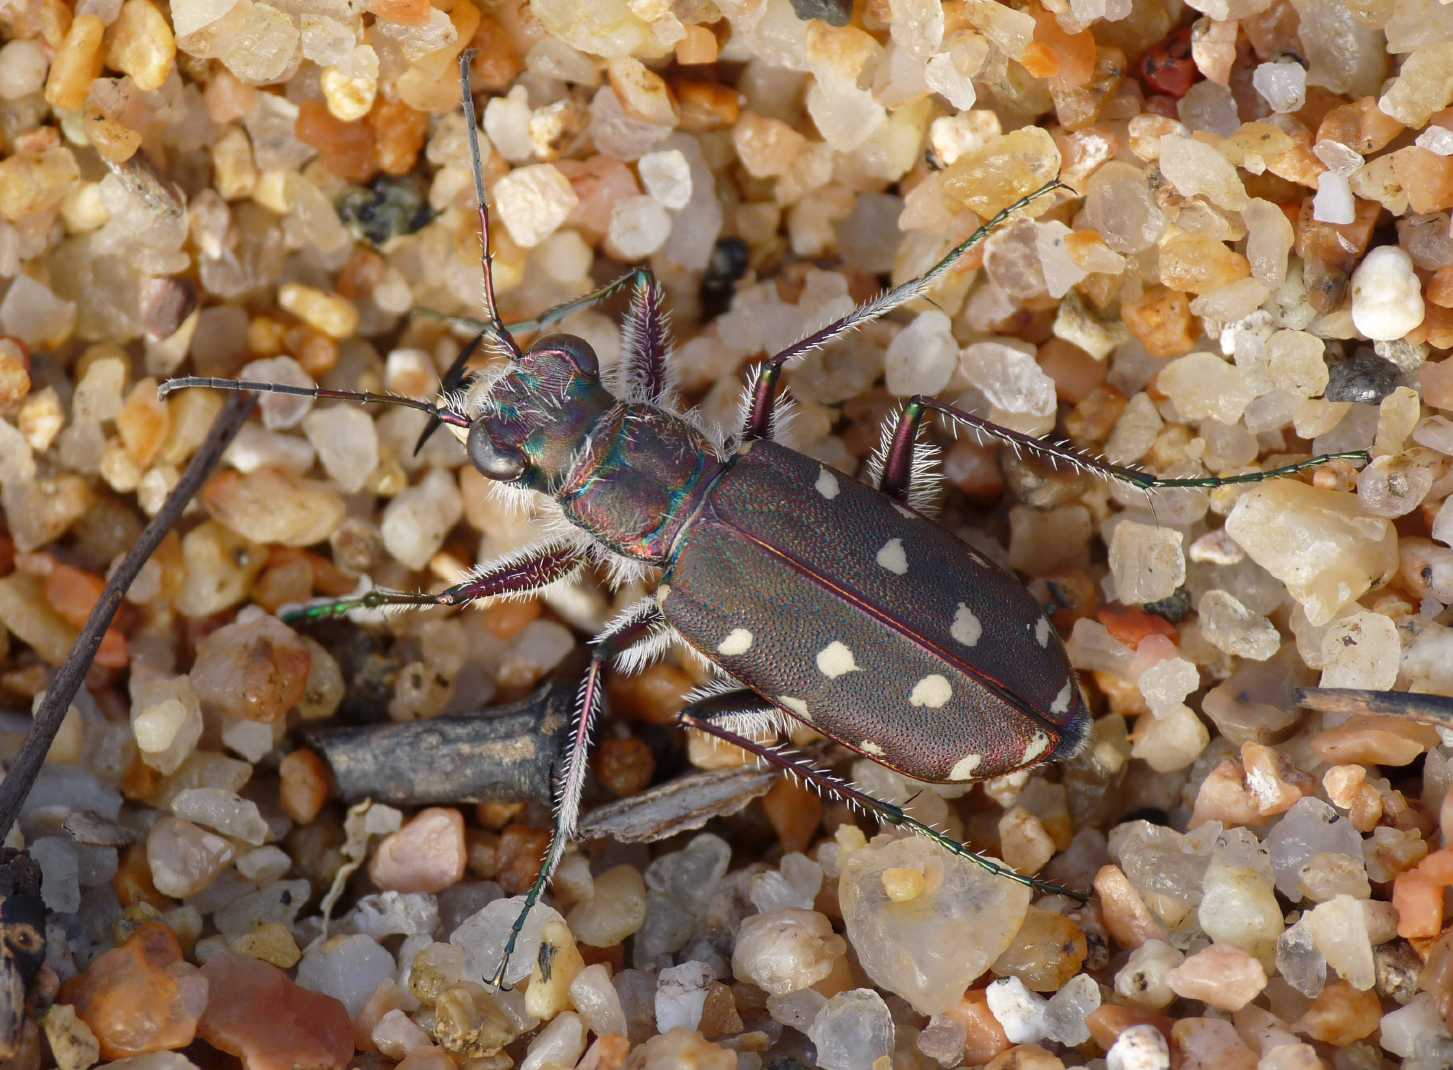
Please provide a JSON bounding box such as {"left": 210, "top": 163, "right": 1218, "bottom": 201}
{"left": 739, "top": 181, "right": 1067, "bottom": 443}
{"left": 879, "top": 396, "right": 1369, "bottom": 495}
{"left": 491, "top": 598, "right": 677, "bottom": 986}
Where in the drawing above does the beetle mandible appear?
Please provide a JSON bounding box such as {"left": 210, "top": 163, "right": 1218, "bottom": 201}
{"left": 162, "top": 51, "right": 1371, "bottom": 986}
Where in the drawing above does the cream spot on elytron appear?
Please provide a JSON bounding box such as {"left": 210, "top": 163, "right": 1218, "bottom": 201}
{"left": 815, "top": 467, "right": 840, "bottom": 499}
{"left": 779, "top": 696, "right": 810, "bottom": 721}
{"left": 717, "top": 629, "right": 753, "bottom": 656}
{"left": 1021, "top": 731, "right": 1052, "bottom": 766}
{"left": 860, "top": 740, "right": 885, "bottom": 756}
{"left": 951, "top": 603, "right": 982, "bottom": 647}
{"left": 1050, "top": 679, "right": 1072, "bottom": 714}
{"left": 815, "top": 640, "right": 860, "bottom": 679}
{"left": 1035, "top": 615, "right": 1051, "bottom": 648}
{"left": 877, "top": 538, "right": 908, "bottom": 575}
{"left": 909, "top": 674, "right": 952, "bottom": 708}
{"left": 948, "top": 753, "right": 982, "bottom": 781}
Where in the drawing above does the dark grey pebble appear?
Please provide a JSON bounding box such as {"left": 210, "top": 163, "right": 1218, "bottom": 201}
{"left": 1324, "top": 347, "right": 1402, "bottom": 404}
{"left": 337, "top": 175, "right": 433, "bottom": 247}
{"left": 789, "top": 0, "right": 851, "bottom": 26}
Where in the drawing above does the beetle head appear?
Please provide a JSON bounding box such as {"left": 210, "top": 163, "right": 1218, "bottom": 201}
{"left": 461, "top": 333, "right": 613, "bottom": 491}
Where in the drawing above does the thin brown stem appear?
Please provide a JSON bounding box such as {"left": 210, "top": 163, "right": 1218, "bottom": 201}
{"left": 0, "top": 395, "right": 255, "bottom": 841}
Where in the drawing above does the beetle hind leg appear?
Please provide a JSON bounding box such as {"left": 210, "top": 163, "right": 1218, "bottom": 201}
{"left": 680, "top": 685, "right": 793, "bottom": 745}
{"left": 680, "top": 708, "right": 1089, "bottom": 902}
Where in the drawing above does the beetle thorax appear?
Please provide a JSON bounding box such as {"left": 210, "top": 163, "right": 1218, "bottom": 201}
{"left": 553, "top": 403, "right": 724, "bottom": 564}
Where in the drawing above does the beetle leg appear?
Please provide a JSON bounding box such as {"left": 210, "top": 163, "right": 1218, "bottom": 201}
{"left": 416, "top": 269, "right": 665, "bottom": 452}
{"left": 278, "top": 542, "right": 587, "bottom": 623}
{"left": 446, "top": 268, "right": 678, "bottom": 408}
{"left": 912, "top": 397, "right": 1370, "bottom": 491}
{"left": 617, "top": 270, "right": 678, "bottom": 408}
{"left": 420, "top": 267, "right": 652, "bottom": 342}
{"left": 741, "top": 180, "right": 1066, "bottom": 441}
{"left": 680, "top": 709, "right": 1088, "bottom": 901}
{"left": 680, "top": 686, "right": 792, "bottom": 742}
{"left": 870, "top": 399, "right": 942, "bottom": 514}
{"left": 491, "top": 599, "right": 672, "bottom": 987}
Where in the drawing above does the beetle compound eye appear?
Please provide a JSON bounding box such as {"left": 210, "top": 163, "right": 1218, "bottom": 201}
{"left": 530, "top": 334, "right": 599, "bottom": 377}
{"left": 467, "top": 421, "right": 526, "bottom": 481}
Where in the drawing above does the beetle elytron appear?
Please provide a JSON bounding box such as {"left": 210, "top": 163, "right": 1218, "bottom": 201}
{"left": 163, "top": 52, "right": 1369, "bottom": 985}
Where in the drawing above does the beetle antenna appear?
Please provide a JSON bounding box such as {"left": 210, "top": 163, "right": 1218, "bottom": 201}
{"left": 157, "top": 376, "right": 470, "bottom": 427}
{"left": 458, "top": 49, "right": 523, "bottom": 363}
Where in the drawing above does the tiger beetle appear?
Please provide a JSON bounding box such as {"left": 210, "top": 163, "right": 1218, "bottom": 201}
{"left": 161, "top": 51, "right": 1372, "bottom": 987}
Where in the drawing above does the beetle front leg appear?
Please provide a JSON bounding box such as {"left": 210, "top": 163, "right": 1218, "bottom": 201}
{"left": 617, "top": 270, "right": 677, "bottom": 407}
{"left": 491, "top": 599, "right": 673, "bottom": 987}
{"left": 279, "top": 543, "right": 587, "bottom": 623}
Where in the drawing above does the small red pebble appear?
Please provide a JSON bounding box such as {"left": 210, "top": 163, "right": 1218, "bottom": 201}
{"left": 1393, "top": 870, "right": 1444, "bottom": 939}
{"left": 199, "top": 951, "right": 354, "bottom": 1070}
{"left": 1417, "top": 846, "right": 1453, "bottom": 884}
{"left": 368, "top": 807, "right": 467, "bottom": 894}
{"left": 44, "top": 561, "right": 104, "bottom": 627}
{"left": 60, "top": 923, "right": 207, "bottom": 1060}
{"left": 1139, "top": 25, "right": 1197, "bottom": 99}
{"left": 1097, "top": 604, "right": 1178, "bottom": 647}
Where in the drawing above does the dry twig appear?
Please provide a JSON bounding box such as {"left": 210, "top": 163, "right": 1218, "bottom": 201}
{"left": 0, "top": 396, "right": 255, "bottom": 841}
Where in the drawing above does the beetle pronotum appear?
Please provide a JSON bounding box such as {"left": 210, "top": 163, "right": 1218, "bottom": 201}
{"left": 162, "top": 51, "right": 1370, "bottom": 986}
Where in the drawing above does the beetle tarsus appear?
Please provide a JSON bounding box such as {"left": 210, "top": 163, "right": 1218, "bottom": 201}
{"left": 894, "top": 812, "right": 1090, "bottom": 903}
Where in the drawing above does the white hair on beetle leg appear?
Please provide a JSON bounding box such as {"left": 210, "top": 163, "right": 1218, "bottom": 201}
{"left": 708, "top": 707, "right": 792, "bottom": 743}
{"left": 865, "top": 406, "right": 944, "bottom": 517}
{"left": 589, "top": 546, "right": 658, "bottom": 590}
{"left": 553, "top": 599, "right": 671, "bottom": 848}
{"left": 460, "top": 537, "right": 586, "bottom": 604}
{"left": 734, "top": 362, "right": 799, "bottom": 445}
{"left": 679, "top": 674, "right": 749, "bottom": 705}
{"left": 614, "top": 274, "right": 683, "bottom": 410}
{"left": 932, "top": 405, "right": 1153, "bottom": 490}
{"left": 606, "top": 597, "right": 680, "bottom": 675}
{"left": 680, "top": 677, "right": 793, "bottom": 742}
